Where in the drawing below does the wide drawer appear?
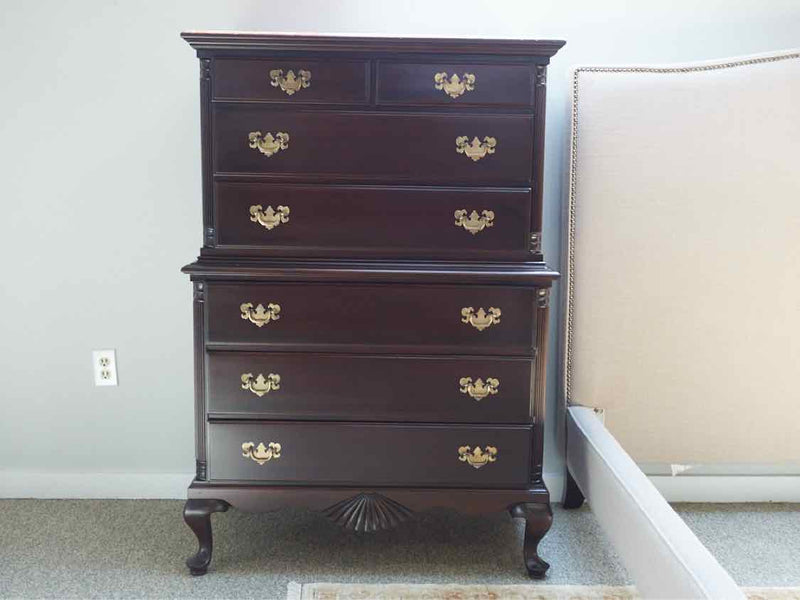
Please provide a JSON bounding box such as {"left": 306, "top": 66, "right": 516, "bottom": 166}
{"left": 207, "top": 352, "right": 533, "bottom": 422}
{"left": 207, "top": 421, "right": 532, "bottom": 487}
{"left": 377, "top": 61, "right": 534, "bottom": 107}
{"left": 213, "top": 58, "right": 370, "bottom": 104}
{"left": 214, "top": 182, "right": 531, "bottom": 257}
{"left": 205, "top": 283, "right": 536, "bottom": 355}
{"left": 213, "top": 107, "right": 533, "bottom": 184}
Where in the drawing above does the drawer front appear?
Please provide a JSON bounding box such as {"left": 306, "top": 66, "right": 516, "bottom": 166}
{"left": 215, "top": 182, "right": 531, "bottom": 257}
{"left": 207, "top": 422, "right": 531, "bottom": 487}
{"left": 206, "top": 283, "right": 536, "bottom": 355}
{"left": 207, "top": 352, "right": 533, "bottom": 422}
{"left": 213, "top": 107, "right": 533, "bottom": 185}
{"left": 377, "top": 61, "right": 534, "bottom": 107}
{"left": 213, "top": 58, "right": 370, "bottom": 104}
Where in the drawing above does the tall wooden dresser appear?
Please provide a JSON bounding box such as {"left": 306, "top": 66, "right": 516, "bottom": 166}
{"left": 180, "top": 32, "right": 564, "bottom": 578}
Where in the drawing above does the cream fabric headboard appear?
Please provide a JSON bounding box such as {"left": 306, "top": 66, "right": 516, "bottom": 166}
{"left": 564, "top": 49, "right": 800, "bottom": 465}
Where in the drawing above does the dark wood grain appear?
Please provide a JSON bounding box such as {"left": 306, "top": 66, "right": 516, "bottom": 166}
{"left": 376, "top": 61, "right": 534, "bottom": 107}
{"left": 192, "top": 282, "right": 208, "bottom": 478}
{"left": 205, "top": 282, "right": 536, "bottom": 355}
{"left": 530, "top": 65, "right": 548, "bottom": 258}
{"left": 213, "top": 107, "right": 533, "bottom": 185}
{"left": 181, "top": 32, "right": 566, "bottom": 58}
{"left": 187, "top": 481, "right": 550, "bottom": 514}
{"left": 509, "top": 502, "right": 553, "bottom": 578}
{"left": 207, "top": 421, "right": 532, "bottom": 487}
{"left": 321, "top": 492, "right": 415, "bottom": 531}
{"left": 183, "top": 499, "right": 229, "bottom": 576}
{"left": 213, "top": 58, "right": 370, "bottom": 103}
{"left": 207, "top": 351, "right": 534, "bottom": 422}
{"left": 182, "top": 31, "right": 564, "bottom": 577}
{"left": 214, "top": 182, "right": 531, "bottom": 258}
{"left": 531, "top": 289, "right": 550, "bottom": 481}
{"left": 199, "top": 59, "right": 215, "bottom": 247}
{"left": 185, "top": 257, "right": 559, "bottom": 286}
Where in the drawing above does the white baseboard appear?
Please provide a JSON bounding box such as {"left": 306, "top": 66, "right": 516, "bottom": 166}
{"left": 1, "top": 470, "right": 795, "bottom": 502}
{"left": 1, "top": 470, "right": 564, "bottom": 502}
{"left": 0, "top": 471, "right": 192, "bottom": 499}
{"left": 650, "top": 475, "right": 800, "bottom": 502}
{"left": 544, "top": 471, "right": 565, "bottom": 503}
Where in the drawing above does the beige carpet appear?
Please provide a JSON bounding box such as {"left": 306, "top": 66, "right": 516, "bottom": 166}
{"left": 2, "top": 501, "right": 798, "bottom": 598}
{"left": 290, "top": 583, "right": 800, "bottom": 600}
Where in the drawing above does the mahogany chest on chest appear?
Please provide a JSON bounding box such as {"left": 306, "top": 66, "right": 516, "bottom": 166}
{"left": 180, "top": 32, "right": 564, "bottom": 577}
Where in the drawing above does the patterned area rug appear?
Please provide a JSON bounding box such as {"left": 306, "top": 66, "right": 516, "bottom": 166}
{"left": 288, "top": 582, "right": 800, "bottom": 600}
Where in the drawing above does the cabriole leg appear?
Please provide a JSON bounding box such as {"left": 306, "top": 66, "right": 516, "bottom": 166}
{"left": 509, "top": 502, "right": 553, "bottom": 579}
{"left": 183, "top": 499, "right": 229, "bottom": 576}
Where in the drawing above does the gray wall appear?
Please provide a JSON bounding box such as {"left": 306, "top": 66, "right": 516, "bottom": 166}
{"left": 1, "top": 0, "right": 798, "bottom": 496}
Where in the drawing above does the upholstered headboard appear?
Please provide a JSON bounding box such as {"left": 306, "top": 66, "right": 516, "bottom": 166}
{"left": 563, "top": 49, "right": 800, "bottom": 466}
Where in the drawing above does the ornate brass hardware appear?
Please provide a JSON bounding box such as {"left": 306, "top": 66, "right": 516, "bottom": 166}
{"left": 240, "top": 302, "right": 281, "bottom": 327}
{"left": 242, "top": 441, "right": 282, "bottom": 465}
{"left": 241, "top": 373, "right": 281, "bottom": 397}
{"left": 269, "top": 68, "right": 311, "bottom": 95}
{"left": 459, "top": 377, "right": 500, "bottom": 401}
{"left": 434, "top": 72, "right": 475, "bottom": 98}
{"left": 458, "top": 445, "right": 497, "bottom": 469}
{"left": 455, "top": 136, "right": 496, "bottom": 162}
{"left": 249, "top": 204, "right": 290, "bottom": 231}
{"left": 248, "top": 131, "right": 290, "bottom": 157}
{"left": 461, "top": 307, "right": 501, "bottom": 331}
{"left": 454, "top": 209, "right": 495, "bottom": 235}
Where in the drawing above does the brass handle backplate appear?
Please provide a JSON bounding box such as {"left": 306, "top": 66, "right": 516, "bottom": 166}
{"left": 269, "top": 68, "right": 311, "bottom": 95}
{"left": 250, "top": 204, "right": 290, "bottom": 231}
{"left": 242, "top": 441, "right": 282, "bottom": 465}
{"left": 240, "top": 302, "right": 281, "bottom": 327}
{"left": 461, "top": 307, "right": 501, "bottom": 331}
{"left": 458, "top": 445, "right": 497, "bottom": 469}
{"left": 248, "top": 131, "right": 289, "bottom": 157}
{"left": 241, "top": 373, "right": 281, "bottom": 397}
{"left": 454, "top": 209, "right": 494, "bottom": 234}
{"left": 459, "top": 377, "right": 500, "bottom": 401}
{"left": 455, "top": 136, "right": 496, "bottom": 162}
{"left": 434, "top": 72, "right": 475, "bottom": 98}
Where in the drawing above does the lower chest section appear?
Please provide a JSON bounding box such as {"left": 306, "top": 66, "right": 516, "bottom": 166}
{"left": 193, "top": 275, "right": 549, "bottom": 489}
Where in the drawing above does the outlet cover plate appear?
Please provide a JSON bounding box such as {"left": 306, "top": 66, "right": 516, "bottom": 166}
{"left": 93, "top": 349, "right": 118, "bottom": 386}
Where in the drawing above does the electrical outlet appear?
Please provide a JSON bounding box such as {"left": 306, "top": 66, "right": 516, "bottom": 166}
{"left": 93, "top": 349, "right": 118, "bottom": 386}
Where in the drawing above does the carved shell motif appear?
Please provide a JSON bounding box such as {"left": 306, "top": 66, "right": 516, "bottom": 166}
{"left": 322, "top": 493, "right": 414, "bottom": 532}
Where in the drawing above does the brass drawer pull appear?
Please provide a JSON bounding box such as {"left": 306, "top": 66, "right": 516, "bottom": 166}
{"left": 459, "top": 377, "right": 500, "bottom": 401}
{"left": 250, "top": 204, "right": 290, "bottom": 231}
{"left": 248, "top": 131, "right": 289, "bottom": 157}
{"left": 454, "top": 209, "right": 494, "bottom": 234}
{"left": 461, "top": 307, "right": 501, "bottom": 331}
{"left": 241, "top": 373, "right": 281, "bottom": 397}
{"left": 434, "top": 72, "right": 475, "bottom": 98}
{"left": 455, "top": 136, "right": 496, "bottom": 162}
{"left": 242, "top": 441, "right": 282, "bottom": 465}
{"left": 458, "top": 445, "right": 497, "bottom": 469}
{"left": 269, "top": 69, "right": 311, "bottom": 95}
{"left": 240, "top": 302, "right": 281, "bottom": 327}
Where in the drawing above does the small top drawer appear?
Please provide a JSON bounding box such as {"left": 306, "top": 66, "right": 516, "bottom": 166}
{"left": 213, "top": 58, "right": 370, "bottom": 104}
{"left": 377, "top": 61, "right": 534, "bottom": 107}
